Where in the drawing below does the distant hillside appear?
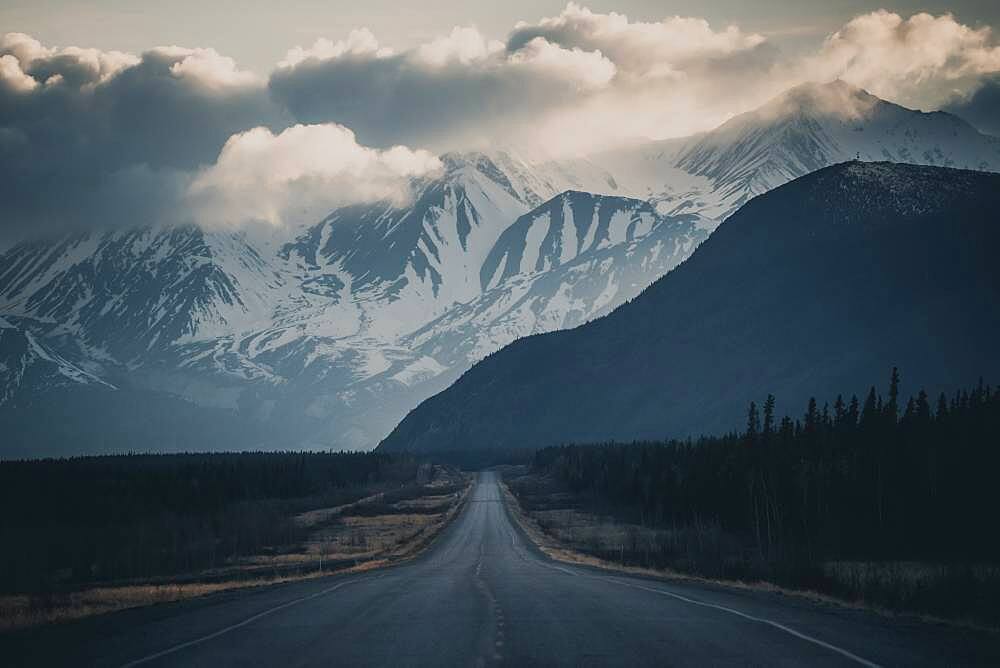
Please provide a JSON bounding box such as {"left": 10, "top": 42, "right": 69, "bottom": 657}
{"left": 379, "top": 162, "right": 1000, "bottom": 452}
{"left": 5, "top": 80, "right": 1000, "bottom": 457}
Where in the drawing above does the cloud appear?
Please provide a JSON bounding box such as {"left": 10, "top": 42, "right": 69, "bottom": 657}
{"left": 0, "top": 33, "right": 291, "bottom": 242}
{"left": 278, "top": 28, "right": 393, "bottom": 68}
{"left": 269, "top": 23, "right": 617, "bottom": 153}
{"left": 160, "top": 46, "right": 262, "bottom": 90}
{"left": 1, "top": 32, "right": 138, "bottom": 89}
{"left": 507, "top": 2, "right": 765, "bottom": 80}
{"left": 0, "top": 31, "right": 444, "bottom": 244}
{"left": 802, "top": 11, "right": 1000, "bottom": 110}
{"left": 188, "top": 123, "right": 441, "bottom": 227}
{"left": 266, "top": 6, "right": 768, "bottom": 153}
{"left": 3, "top": 7, "right": 1000, "bottom": 243}
{"left": 413, "top": 27, "right": 503, "bottom": 67}
{"left": 0, "top": 53, "right": 37, "bottom": 92}
{"left": 268, "top": 6, "right": 1000, "bottom": 156}
{"left": 943, "top": 75, "right": 1000, "bottom": 135}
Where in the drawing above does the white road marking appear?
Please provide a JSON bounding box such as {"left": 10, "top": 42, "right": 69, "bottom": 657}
{"left": 121, "top": 477, "right": 880, "bottom": 668}
{"left": 535, "top": 559, "right": 879, "bottom": 668}
{"left": 613, "top": 579, "right": 882, "bottom": 668}
{"left": 120, "top": 578, "right": 367, "bottom": 667}
{"left": 547, "top": 564, "right": 581, "bottom": 577}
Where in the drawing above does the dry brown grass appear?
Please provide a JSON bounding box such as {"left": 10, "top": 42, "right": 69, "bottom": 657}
{"left": 0, "top": 560, "right": 390, "bottom": 632}
{"left": 292, "top": 490, "right": 386, "bottom": 528}
{"left": 824, "top": 560, "right": 1000, "bottom": 592}
{"left": 394, "top": 494, "right": 455, "bottom": 510}
{"left": 499, "top": 478, "right": 1000, "bottom": 634}
{"left": 1, "top": 474, "right": 473, "bottom": 633}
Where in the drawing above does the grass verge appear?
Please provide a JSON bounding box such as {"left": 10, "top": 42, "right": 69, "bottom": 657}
{"left": 0, "top": 471, "right": 472, "bottom": 632}
{"left": 498, "top": 474, "right": 999, "bottom": 634}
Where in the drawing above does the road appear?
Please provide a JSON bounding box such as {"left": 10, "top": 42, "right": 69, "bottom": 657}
{"left": 4, "top": 471, "right": 999, "bottom": 666}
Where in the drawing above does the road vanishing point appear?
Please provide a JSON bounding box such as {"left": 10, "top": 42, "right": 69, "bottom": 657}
{"left": 4, "top": 471, "right": 999, "bottom": 666}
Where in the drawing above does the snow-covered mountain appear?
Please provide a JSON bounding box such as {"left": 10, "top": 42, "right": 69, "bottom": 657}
{"left": 380, "top": 162, "right": 1000, "bottom": 453}
{"left": 404, "top": 192, "right": 706, "bottom": 369}
{"left": 555, "top": 80, "right": 1000, "bottom": 222}
{"left": 3, "top": 81, "right": 999, "bottom": 457}
{"left": 674, "top": 80, "right": 1000, "bottom": 218}
{"left": 0, "top": 151, "right": 638, "bottom": 453}
{"left": 0, "top": 227, "right": 282, "bottom": 359}
{"left": 0, "top": 316, "right": 112, "bottom": 405}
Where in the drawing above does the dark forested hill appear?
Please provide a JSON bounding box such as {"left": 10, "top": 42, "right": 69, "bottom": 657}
{"left": 379, "top": 162, "right": 1000, "bottom": 452}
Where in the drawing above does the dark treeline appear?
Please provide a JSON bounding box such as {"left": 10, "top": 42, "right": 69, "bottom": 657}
{"left": 0, "top": 452, "right": 420, "bottom": 592}
{"left": 419, "top": 448, "right": 534, "bottom": 471}
{"left": 532, "top": 371, "right": 1000, "bottom": 609}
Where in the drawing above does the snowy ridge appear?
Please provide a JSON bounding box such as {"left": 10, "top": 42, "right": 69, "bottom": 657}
{"left": 282, "top": 152, "right": 540, "bottom": 336}
{"left": 3, "top": 82, "right": 1000, "bottom": 453}
{"left": 0, "top": 226, "right": 284, "bottom": 357}
{"left": 407, "top": 194, "right": 708, "bottom": 368}
{"left": 482, "top": 191, "right": 670, "bottom": 289}
{"left": 674, "top": 80, "right": 1000, "bottom": 220}
{"left": 0, "top": 316, "right": 114, "bottom": 405}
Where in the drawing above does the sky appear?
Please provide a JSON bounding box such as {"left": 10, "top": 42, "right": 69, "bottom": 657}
{"left": 4, "top": 0, "right": 999, "bottom": 73}
{"left": 1, "top": 1, "right": 999, "bottom": 242}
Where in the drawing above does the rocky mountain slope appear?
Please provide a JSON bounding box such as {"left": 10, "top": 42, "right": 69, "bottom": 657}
{"left": 561, "top": 80, "right": 1000, "bottom": 222}
{"left": 379, "top": 162, "right": 1000, "bottom": 452}
{"left": 3, "top": 81, "right": 1000, "bottom": 456}
{"left": 0, "top": 152, "right": 703, "bottom": 455}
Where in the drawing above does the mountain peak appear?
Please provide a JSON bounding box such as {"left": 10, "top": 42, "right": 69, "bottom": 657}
{"left": 755, "top": 79, "right": 881, "bottom": 123}
{"left": 673, "top": 80, "right": 999, "bottom": 219}
{"left": 767, "top": 160, "right": 994, "bottom": 223}
{"left": 379, "top": 163, "right": 1000, "bottom": 453}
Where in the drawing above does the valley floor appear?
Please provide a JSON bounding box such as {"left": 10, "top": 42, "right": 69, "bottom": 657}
{"left": 0, "top": 468, "right": 471, "bottom": 631}
{"left": 502, "top": 467, "right": 1000, "bottom": 632}
{"left": 2, "top": 471, "right": 998, "bottom": 667}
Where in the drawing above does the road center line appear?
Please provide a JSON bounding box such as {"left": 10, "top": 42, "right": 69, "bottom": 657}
{"left": 120, "top": 577, "right": 368, "bottom": 667}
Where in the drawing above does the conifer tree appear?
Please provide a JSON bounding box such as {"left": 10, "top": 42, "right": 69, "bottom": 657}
{"left": 887, "top": 367, "right": 901, "bottom": 422}
{"left": 833, "top": 395, "right": 846, "bottom": 428}
{"left": 746, "top": 401, "right": 760, "bottom": 440}
{"left": 936, "top": 392, "right": 949, "bottom": 420}
{"left": 762, "top": 395, "right": 776, "bottom": 438}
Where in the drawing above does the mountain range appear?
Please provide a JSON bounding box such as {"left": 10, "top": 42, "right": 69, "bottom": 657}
{"left": 380, "top": 161, "right": 1000, "bottom": 452}
{"left": 2, "top": 80, "right": 999, "bottom": 457}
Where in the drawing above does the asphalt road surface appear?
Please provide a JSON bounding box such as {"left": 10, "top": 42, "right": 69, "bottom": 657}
{"left": 4, "top": 471, "right": 999, "bottom": 666}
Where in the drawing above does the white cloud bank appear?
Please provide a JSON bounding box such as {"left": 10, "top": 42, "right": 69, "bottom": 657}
{"left": 508, "top": 3, "right": 766, "bottom": 79}
{"left": 2, "top": 5, "right": 1000, "bottom": 240}
{"left": 189, "top": 124, "right": 441, "bottom": 227}
{"left": 268, "top": 5, "right": 1000, "bottom": 155}
{"left": 806, "top": 10, "right": 1000, "bottom": 110}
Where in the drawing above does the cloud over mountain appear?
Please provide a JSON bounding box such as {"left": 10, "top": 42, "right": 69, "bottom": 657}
{"left": 188, "top": 123, "right": 442, "bottom": 228}
{"left": 0, "top": 32, "right": 286, "bottom": 241}
{"left": 2, "top": 5, "right": 1000, "bottom": 242}
{"left": 507, "top": 3, "right": 766, "bottom": 79}
{"left": 268, "top": 23, "right": 617, "bottom": 152}
{"left": 804, "top": 10, "right": 1000, "bottom": 110}
{"left": 944, "top": 75, "right": 1000, "bottom": 135}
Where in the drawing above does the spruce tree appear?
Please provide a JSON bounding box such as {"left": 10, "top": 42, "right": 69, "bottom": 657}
{"left": 746, "top": 401, "right": 760, "bottom": 441}
{"left": 887, "top": 366, "right": 901, "bottom": 422}
{"left": 834, "top": 395, "right": 846, "bottom": 429}
{"left": 762, "top": 395, "right": 776, "bottom": 437}
{"left": 936, "top": 392, "right": 949, "bottom": 420}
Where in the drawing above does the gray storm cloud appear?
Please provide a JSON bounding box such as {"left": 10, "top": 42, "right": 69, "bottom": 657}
{"left": 268, "top": 25, "right": 616, "bottom": 151}
{"left": 0, "top": 34, "right": 286, "bottom": 241}
{"left": 944, "top": 75, "right": 1000, "bottom": 136}
{"left": 1, "top": 5, "right": 999, "bottom": 243}
{"left": 266, "top": 5, "right": 1000, "bottom": 153}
